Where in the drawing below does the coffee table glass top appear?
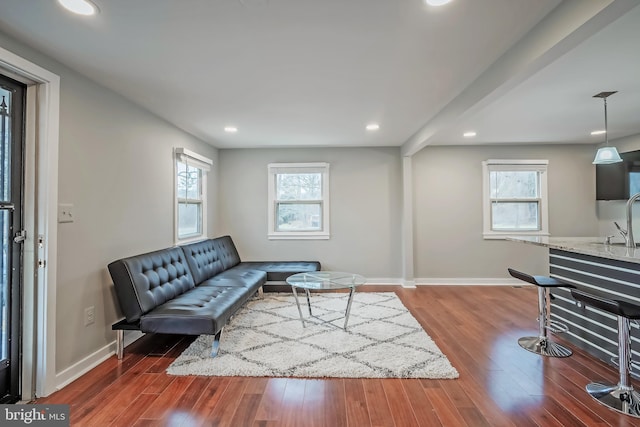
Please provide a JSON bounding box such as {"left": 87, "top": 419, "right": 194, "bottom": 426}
{"left": 286, "top": 271, "right": 366, "bottom": 290}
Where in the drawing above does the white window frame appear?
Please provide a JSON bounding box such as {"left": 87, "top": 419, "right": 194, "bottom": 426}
{"left": 482, "top": 159, "right": 549, "bottom": 240}
{"left": 268, "top": 162, "right": 330, "bottom": 240}
{"left": 174, "top": 147, "right": 212, "bottom": 243}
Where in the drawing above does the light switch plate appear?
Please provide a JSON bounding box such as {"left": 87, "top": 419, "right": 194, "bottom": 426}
{"left": 84, "top": 306, "right": 95, "bottom": 326}
{"left": 58, "top": 203, "right": 74, "bottom": 223}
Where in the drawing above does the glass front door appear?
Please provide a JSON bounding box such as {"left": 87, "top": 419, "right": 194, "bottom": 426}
{"left": 0, "top": 74, "right": 25, "bottom": 403}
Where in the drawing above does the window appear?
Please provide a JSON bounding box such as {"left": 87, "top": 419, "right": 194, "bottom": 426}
{"left": 175, "top": 148, "right": 212, "bottom": 242}
{"left": 268, "top": 163, "right": 330, "bottom": 239}
{"left": 482, "top": 159, "right": 549, "bottom": 239}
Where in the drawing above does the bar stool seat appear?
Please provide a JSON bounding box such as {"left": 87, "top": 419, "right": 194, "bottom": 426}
{"left": 571, "top": 288, "right": 640, "bottom": 418}
{"left": 508, "top": 268, "right": 573, "bottom": 357}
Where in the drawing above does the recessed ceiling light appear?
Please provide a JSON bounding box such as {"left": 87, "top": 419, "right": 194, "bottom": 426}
{"left": 426, "top": 0, "right": 452, "bottom": 6}
{"left": 366, "top": 123, "right": 380, "bottom": 131}
{"left": 591, "top": 130, "right": 606, "bottom": 136}
{"left": 224, "top": 126, "right": 238, "bottom": 133}
{"left": 58, "top": 0, "right": 98, "bottom": 15}
{"left": 463, "top": 131, "right": 477, "bottom": 138}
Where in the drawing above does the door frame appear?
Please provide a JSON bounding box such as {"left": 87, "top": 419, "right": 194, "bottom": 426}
{"left": 0, "top": 46, "right": 60, "bottom": 399}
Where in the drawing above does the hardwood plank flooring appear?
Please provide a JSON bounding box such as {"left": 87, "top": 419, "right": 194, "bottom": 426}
{"left": 36, "top": 285, "right": 640, "bottom": 426}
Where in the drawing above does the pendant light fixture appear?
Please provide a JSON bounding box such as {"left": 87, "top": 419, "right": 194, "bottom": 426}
{"left": 592, "top": 91, "right": 622, "bottom": 164}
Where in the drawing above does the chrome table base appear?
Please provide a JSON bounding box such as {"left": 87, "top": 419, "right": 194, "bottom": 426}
{"left": 291, "top": 286, "right": 356, "bottom": 330}
{"left": 287, "top": 272, "right": 366, "bottom": 331}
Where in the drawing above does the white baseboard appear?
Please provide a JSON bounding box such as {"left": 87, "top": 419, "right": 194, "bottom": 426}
{"left": 363, "top": 278, "right": 405, "bottom": 285}
{"left": 415, "top": 278, "right": 521, "bottom": 286}
{"left": 55, "top": 344, "right": 113, "bottom": 391}
{"left": 265, "top": 278, "right": 410, "bottom": 286}
{"left": 55, "top": 330, "right": 144, "bottom": 390}
{"left": 268, "top": 278, "right": 520, "bottom": 287}
{"left": 363, "top": 279, "right": 417, "bottom": 288}
{"left": 365, "top": 278, "right": 519, "bottom": 286}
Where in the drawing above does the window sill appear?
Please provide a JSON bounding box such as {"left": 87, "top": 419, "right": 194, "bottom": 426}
{"left": 483, "top": 231, "right": 550, "bottom": 240}
{"left": 175, "top": 235, "right": 207, "bottom": 245}
{"left": 268, "top": 232, "right": 330, "bottom": 240}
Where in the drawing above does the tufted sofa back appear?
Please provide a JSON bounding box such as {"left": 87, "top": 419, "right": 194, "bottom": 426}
{"left": 108, "top": 247, "right": 196, "bottom": 322}
{"left": 180, "top": 238, "right": 226, "bottom": 284}
{"left": 212, "top": 235, "right": 241, "bottom": 270}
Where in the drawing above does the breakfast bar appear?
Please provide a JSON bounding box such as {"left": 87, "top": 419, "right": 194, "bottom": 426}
{"left": 507, "top": 236, "right": 640, "bottom": 369}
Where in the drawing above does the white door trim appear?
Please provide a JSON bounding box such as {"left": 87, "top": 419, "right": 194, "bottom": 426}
{"left": 0, "top": 45, "right": 60, "bottom": 398}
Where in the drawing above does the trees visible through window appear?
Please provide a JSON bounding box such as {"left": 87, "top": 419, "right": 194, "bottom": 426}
{"left": 276, "top": 173, "right": 322, "bottom": 231}
{"left": 490, "top": 170, "right": 540, "bottom": 231}
{"left": 268, "top": 163, "right": 330, "bottom": 239}
{"left": 175, "top": 148, "right": 212, "bottom": 242}
{"left": 176, "top": 161, "right": 202, "bottom": 237}
{"left": 482, "top": 160, "right": 549, "bottom": 239}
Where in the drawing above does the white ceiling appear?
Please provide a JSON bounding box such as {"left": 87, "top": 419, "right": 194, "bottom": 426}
{"left": 0, "top": 0, "right": 638, "bottom": 151}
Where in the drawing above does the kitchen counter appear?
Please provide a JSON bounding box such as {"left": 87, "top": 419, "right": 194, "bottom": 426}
{"left": 505, "top": 235, "right": 640, "bottom": 264}
{"left": 507, "top": 235, "right": 640, "bottom": 368}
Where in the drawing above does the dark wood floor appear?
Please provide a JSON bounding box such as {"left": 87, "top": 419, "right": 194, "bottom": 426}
{"left": 36, "top": 285, "right": 640, "bottom": 426}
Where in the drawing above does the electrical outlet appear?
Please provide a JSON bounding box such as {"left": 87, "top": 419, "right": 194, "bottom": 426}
{"left": 58, "top": 203, "right": 74, "bottom": 223}
{"left": 84, "top": 306, "right": 95, "bottom": 326}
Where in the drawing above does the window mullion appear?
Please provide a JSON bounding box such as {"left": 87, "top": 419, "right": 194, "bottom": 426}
{"left": 275, "top": 199, "right": 322, "bottom": 204}
{"left": 490, "top": 198, "right": 540, "bottom": 203}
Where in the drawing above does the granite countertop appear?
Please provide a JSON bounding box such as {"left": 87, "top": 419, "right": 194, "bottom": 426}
{"left": 505, "top": 236, "right": 640, "bottom": 264}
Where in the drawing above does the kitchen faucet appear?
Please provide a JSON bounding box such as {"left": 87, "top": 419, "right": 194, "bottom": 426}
{"left": 614, "top": 221, "right": 627, "bottom": 243}
{"left": 617, "top": 192, "right": 640, "bottom": 248}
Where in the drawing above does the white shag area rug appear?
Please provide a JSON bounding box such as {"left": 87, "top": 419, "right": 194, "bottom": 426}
{"left": 167, "top": 292, "right": 459, "bottom": 379}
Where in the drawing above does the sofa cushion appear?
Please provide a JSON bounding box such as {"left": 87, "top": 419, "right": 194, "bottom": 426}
{"left": 181, "top": 239, "right": 226, "bottom": 284}
{"left": 236, "top": 261, "right": 321, "bottom": 281}
{"left": 140, "top": 285, "right": 251, "bottom": 335}
{"left": 200, "top": 268, "right": 267, "bottom": 292}
{"left": 108, "top": 247, "right": 195, "bottom": 322}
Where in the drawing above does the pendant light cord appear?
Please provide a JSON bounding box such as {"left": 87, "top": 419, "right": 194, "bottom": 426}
{"left": 604, "top": 97, "right": 609, "bottom": 146}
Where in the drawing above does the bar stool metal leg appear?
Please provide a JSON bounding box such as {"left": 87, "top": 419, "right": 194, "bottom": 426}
{"left": 518, "top": 286, "right": 572, "bottom": 357}
{"left": 585, "top": 316, "right": 640, "bottom": 417}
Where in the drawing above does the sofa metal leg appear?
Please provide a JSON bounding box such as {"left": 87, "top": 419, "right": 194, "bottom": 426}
{"left": 116, "top": 330, "right": 124, "bottom": 360}
{"left": 258, "top": 286, "right": 264, "bottom": 299}
{"left": 211, "top": 328, "right": 223, "bottom": 357}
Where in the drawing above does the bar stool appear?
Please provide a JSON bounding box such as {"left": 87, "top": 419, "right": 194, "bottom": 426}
{"left": 570, "top": 288, "right": 640, "bottom": 418}
{"left": 508, "top": 268, "right": 573, "bottom": 357}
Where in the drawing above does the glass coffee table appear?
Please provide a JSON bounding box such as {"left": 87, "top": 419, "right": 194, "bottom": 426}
{"left": 286, "top": 271, "right": 366, "bottom": 330}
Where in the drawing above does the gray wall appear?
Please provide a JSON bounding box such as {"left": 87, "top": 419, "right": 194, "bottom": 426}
{"left": 0, "top": 32, "right": 219, "bottom": 373}
{"left": 218, "top": 147, "right": 403, "bottom": 278}
{"left": 412, "top": 144, "right": 599, "bottom": 279}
